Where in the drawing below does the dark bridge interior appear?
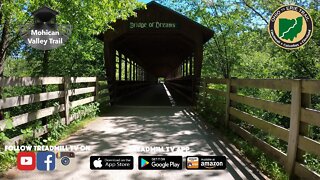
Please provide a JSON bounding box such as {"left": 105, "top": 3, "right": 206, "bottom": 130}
{"left": 98, "top": 2, "right": 213, "bottom": 106}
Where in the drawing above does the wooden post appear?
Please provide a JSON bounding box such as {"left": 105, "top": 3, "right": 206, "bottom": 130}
{"left": 296, "top": 92, "right": 311, "bottom": 167}
{"left": 225, "top": 78, "right": 237, "bottom": 127}
{"left": 286, "top": 80, "right": 302, "bottom": 178}
{"left": 103, "top": 34, "right": 116, "bottom": 104}
{"left": 225, "top": 79, "right": 231, "bottom": 127}
{"left": 95, "top": 77, "right": 99, "bottom": 101}
{"left": 136, "top": 65, "right": 138, "bottom": 81}
{"left": 185, "top": 60, "right": 188, "bottom": 76}
{"left": 124, "top": 56, "right": 128, "bottom": 81}
{"left": 182, "top": 62, "right": 184, "bottom": 77}
{"left": 194, "top": 41, "right": 203, "bottom": 82}
{"left": 201, "top": 79, "right": 207, "bottom": 103}
{"left": 189, "top": 56, "right": 193, "bottom": 76}
{"left": 118, "top": 52, "right": 122, "bottom": 81}
{"left": 133, "top": 63, "right": 136, "bottom": 81}
{"left": 129, "top": 60, "right": 132, "bottom": 81}
{"left": 63, "top": 77, "right": 70, "bottom": 125}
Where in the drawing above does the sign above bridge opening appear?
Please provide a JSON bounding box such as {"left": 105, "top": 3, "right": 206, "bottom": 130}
{"left": 129, "top": 22, "right": 178, "bottom": 29}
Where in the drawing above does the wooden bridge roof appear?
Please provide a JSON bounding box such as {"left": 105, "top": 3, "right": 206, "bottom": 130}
{"left": 99, "top": 1, "right": 214, "bottom": 77}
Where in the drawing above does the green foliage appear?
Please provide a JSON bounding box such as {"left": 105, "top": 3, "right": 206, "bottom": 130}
{"left": 4, "top": 112, "right": 14, "bottom": 130}
{"left": 196, "top": 90, "right": 225, "bottom": 126}
{"left": 0, "top": 150, "right": 17, "bottom": 174}
{"left": 0, "top": 102, "right": 101, "bottom": 173}
{"left": 21, "top": 128, "right": 33, "bottom": 142}
{"left": 2, "top": 0, "right": 145, "bottom": 77}
{"left": 304, "top": 153, "right": 320, "bottom": 173}
{"left": 225, "top": 127, "right": 288, "bottom": 180}
{"left": 0, "top": 132, "right": 9, "bottom": 143}
{"left": 71, "top": 102, "right": 100, "bottom": 119}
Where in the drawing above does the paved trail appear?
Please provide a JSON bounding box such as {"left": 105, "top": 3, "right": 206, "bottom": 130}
{"left": 4, "top": 106, "right": 268, "bottom": 180}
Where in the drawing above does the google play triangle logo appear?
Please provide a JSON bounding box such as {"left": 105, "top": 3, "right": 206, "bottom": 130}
{"left": 141, "top": 158, "right": 149, "bottom": 168}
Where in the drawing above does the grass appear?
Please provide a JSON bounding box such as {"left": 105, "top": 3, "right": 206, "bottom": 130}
{"left": 47, "top": 116, "right": 96, "bottom": 146}
{"left": 223, "top": 129, "right": 289, "bottom": 180}
{"left": 196, "top": 95, "right": 289, "bottom": 180}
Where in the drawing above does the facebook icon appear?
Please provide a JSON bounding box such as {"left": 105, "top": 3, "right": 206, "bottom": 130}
{"left": 37, "top": 151, "right": 55, "bottom": 171}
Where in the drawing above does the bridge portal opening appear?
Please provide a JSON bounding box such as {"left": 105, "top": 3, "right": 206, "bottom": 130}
{"left": 98, "top": 2, "right": 213, "bottom": 106}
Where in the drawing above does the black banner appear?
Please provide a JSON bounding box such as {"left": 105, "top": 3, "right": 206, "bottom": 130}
{"left": 186, "top": 156, "right": 226, "bottom": 170}
{"left": 90, "top": 156, "right": 133, "bottom": 170}
{"left": 138, "top": 156, "right": 182, "bottom": 170}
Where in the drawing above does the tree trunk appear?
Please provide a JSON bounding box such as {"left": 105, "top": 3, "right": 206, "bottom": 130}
{"left": 0, "top": 17, "right": 9, "bottom": 120}
{"left": 41, "top": 50, "right": 49, "bottom": 125}
{"left": 0, "top": 18, "right": 9, "bottom": 76}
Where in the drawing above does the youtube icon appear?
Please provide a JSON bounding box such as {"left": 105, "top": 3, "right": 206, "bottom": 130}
{"left": 17, "top": 152, "right": 36, "bottom": 170}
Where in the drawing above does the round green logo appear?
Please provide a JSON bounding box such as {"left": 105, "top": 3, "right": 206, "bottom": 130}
{"left": 268, "top": 5, "right": 313, "bottom": 49}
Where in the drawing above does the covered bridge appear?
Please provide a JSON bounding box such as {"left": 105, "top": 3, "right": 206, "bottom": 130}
{"left": 98, "top": 1, "right": 213, "bottom": 105}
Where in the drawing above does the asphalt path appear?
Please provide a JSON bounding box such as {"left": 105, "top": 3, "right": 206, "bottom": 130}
{"left": 4, "top": 106, "right": 268, "bottom": 180}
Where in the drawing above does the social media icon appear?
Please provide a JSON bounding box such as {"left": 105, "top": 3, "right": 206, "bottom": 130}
{"left": 56, "top": 151, "right": 76, "bottom": 171}
{"left": 37, "top": 151, "right": 55, "bottom": 171}
{"left": 17, "top": 152, "right": 36, "bottom": 170}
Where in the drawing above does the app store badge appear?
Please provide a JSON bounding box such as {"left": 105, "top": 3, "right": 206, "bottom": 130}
{"left": 90, "top": 156, "right": 134, "bottom": 170}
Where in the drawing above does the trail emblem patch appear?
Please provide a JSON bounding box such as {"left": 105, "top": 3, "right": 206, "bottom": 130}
{"left": 268, "top": 5, "right": 313, "bottom": 49}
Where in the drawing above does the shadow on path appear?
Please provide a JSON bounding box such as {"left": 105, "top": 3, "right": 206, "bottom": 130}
{"left": 4, "top": 106, "right": 268, "bottom": 180}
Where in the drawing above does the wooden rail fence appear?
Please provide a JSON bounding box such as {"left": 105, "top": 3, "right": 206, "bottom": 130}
{"left": 202, "top": 78, "right": 320, "bottom": 179}
{"left": 0, "top": 77, "right": 109, "bottom": 146}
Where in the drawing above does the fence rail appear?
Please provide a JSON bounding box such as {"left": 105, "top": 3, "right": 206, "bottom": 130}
{"left": 0, "top": 76, "right": 109, "bottom": 146}
{"left": 202, "top": 78, "right": 320, "bottom": 179}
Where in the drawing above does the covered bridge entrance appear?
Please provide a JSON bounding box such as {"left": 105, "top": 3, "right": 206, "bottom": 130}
{"left": 98, "top": 1, "right": 213, "bottom": 105}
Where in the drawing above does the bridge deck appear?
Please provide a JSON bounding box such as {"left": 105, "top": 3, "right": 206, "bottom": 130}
{"left": 116, "top": 83, "right": 190, "bottom": 106}
{"left": 5, "top": 107, "right": 267, "bottom": 180}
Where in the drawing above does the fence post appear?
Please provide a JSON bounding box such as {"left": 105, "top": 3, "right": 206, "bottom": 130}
{"left": 95, "top": 77, "right": 99, "bottom": 101}
{"left": 63, "top": 77, "right": 70, "bottom": 125}
{"left": 201, "top": 78, "right": 207, "bottom": 99}
{"left": 225, "top": 79, "right": 231, "bottom": 127}
{"left": 286, "top": 80, "right": 302, "bottom": 178}
{"left": 296, "top": 90, "right": 311, "bottom": 176}
{"left": 225, "top": 78, "right": 237, "bottom": 127}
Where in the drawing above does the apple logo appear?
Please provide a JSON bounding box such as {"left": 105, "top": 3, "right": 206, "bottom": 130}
{"left": 93, "top": 158, "right": 103, "bottom": 168}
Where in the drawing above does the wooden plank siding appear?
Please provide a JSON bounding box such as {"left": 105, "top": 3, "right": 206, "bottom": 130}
{"left": 0, "top": 77, "right": 63, "bottom": 87}
{"left": 68, "top": 87, "right": 96, "bottom": 96}
{"left": 206, "top": 89, "right": 226, "bottom": 97}
{"left": 70, "top": 77, "right": 97, "bottom": 83}
{"left": 300, "top": 108, "right": 320, "bottom": 127}
{"left": 0, "top": 91, "right": 65, "bottom": 110}
{"left": 301, "top": 80, "right": 320, "bottom": 94}
{"left": 230, "top": 79, "right": 292, "bottom": 91}
{"left": 230, "top": 107, "right": 289, "bottom": 142}
{"left": 70, "top": 96, "right": 95, "bottom": 108}
{"left": 0, "top": 105, "right": 65, "bottom": 131}
{"left": 230, "top": 93, "right": 290, "bottom": 117}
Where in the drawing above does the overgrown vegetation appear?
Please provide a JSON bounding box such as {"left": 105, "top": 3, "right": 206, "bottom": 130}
{"left": 0, "top": 102, "right": 100, "bottom": 174}
{"left": 196, "top": 92, "right": 289, "bottom": 180}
